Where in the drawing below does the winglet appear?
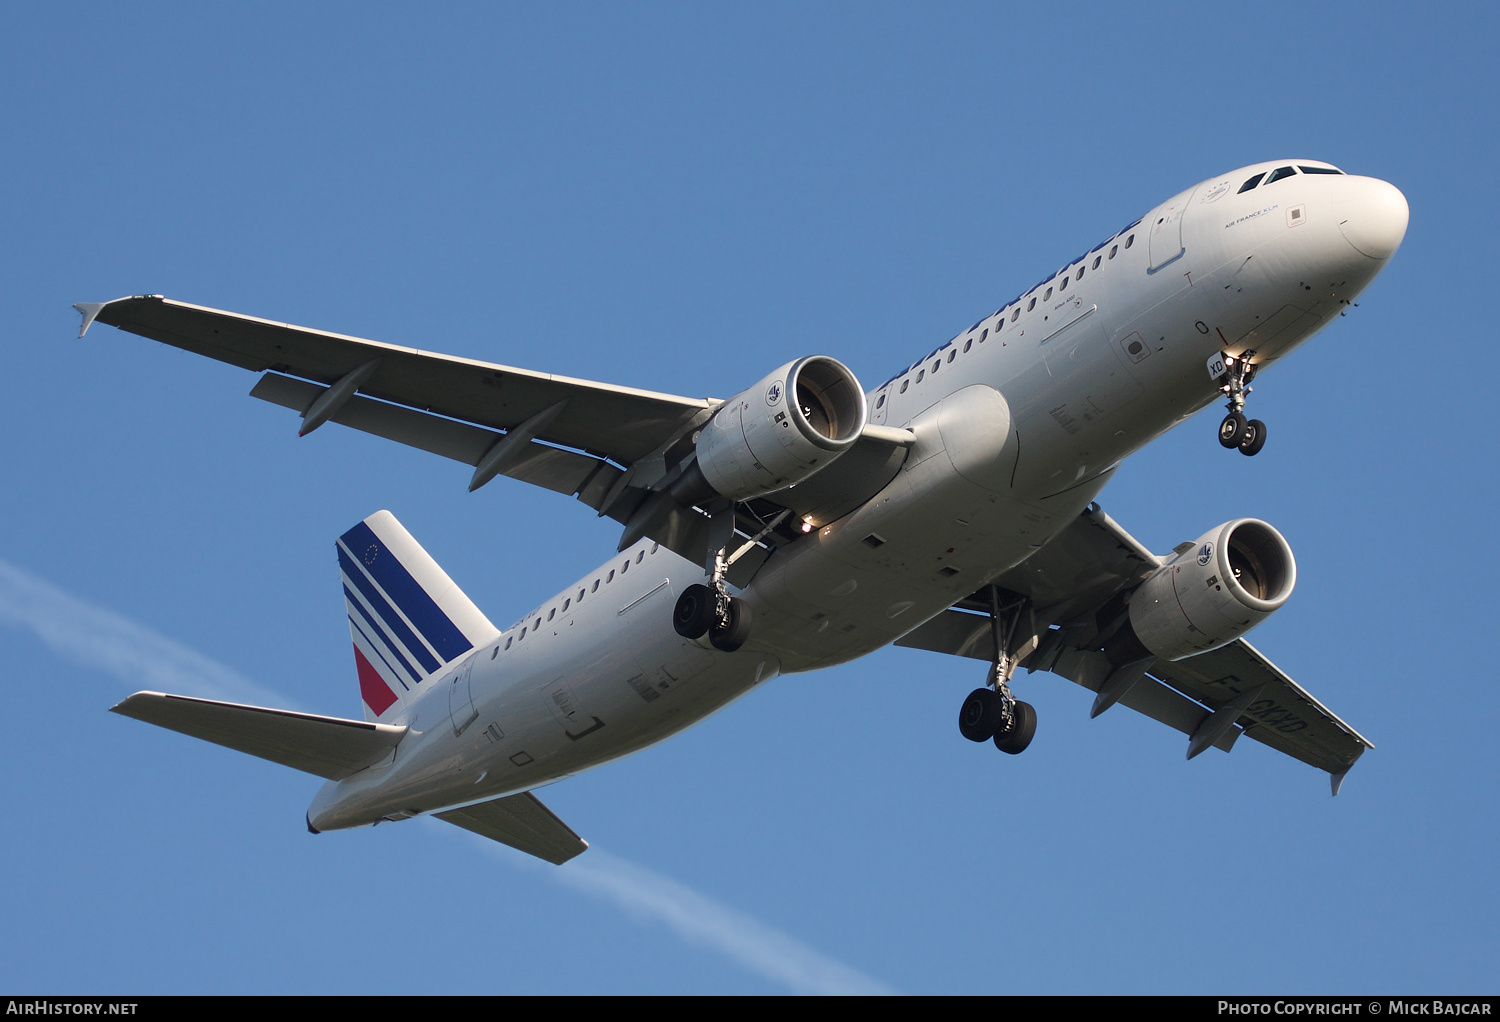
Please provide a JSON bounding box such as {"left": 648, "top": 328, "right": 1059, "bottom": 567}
{"left": 1330, "top": 769, "right": 1348, "bottom": 797}
{"left": 73, "top": 294, "right": 164, "bottom": 338}
{"left": 72, "top": 302, "right": 106, "bottom": 338}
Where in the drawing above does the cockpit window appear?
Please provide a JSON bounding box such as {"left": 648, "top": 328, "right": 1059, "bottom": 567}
{"left": 1238, "top": 173, "right": 1266, "bottom": 194}
{"left": 1298, "top": 165, "right": 1343, "bottom": 175}
{"left": 1265, "top": 166, "right": 1298, "bottom": 184}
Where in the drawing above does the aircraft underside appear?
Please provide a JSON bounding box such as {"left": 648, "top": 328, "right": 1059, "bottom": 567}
{"left": 93, "top": 157, "right": 1407, "bottom": 862}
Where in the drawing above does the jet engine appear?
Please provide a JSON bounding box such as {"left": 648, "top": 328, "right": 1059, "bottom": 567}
{"left": 1105, "top": 519, "right": 1296, "bottom": 664}
{"left": 671, "top": 356, "right": 867, "bottom": 505}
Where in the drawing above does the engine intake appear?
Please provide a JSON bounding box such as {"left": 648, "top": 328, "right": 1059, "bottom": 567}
{"left": 681, "top": 356, "right": 867, "bottom": 504}
{"left": 1105, "top": 519, "right": 1296, "bottom": 664}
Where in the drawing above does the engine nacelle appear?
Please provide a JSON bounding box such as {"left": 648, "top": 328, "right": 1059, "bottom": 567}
{"left": 687, "top": 356, "right": 867, "bottom": 503}
{"left": 1108, "top": 519, "right": 1297, "bottom": 663}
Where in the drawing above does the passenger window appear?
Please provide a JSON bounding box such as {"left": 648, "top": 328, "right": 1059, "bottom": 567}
{"left": 1238, "top": 173, "right": 1265, "bottom": 193}
{"left": 946, "top": 350, "right": 955, "bottom": 362}
{"left": 980, "top": 327, "right": 988, "bottom": 340}
{"left": 548, "top": 608, "right": 555, "bottom": 621}
{"left": 931, "top": 360, "right": 939, "bottom": 372}
{"left": 1044, "top": 287, "right": 1053, "bottom": 300}
{"left": 534, "top": 617, "right": 541, "bottom": 629}
{"left": 1124, "top": 234, "right": 1134, "bottom": 248}
{"left": 1027, "top": 298, "right": 1037, "bottom": 311}
{"left": 900, "top": 380, "right": 909, "bottom": 393}
{"left": 963, "top": 339, "right": 972, "bottom": 353}
{"left": 607, "top": 570, "right": 615, "bottom": 582}
{"left": 1076, "top": 266, "right": 1085, "bottom": 280}
{"left": 1011, "top": 308, "right": 1020, "bottom": 321}
{"left": 636, "top": 550, "right": 644, "bottom": 563}
{"left": 1265, "top": 166, "right": 1297, "bottom": 184}
{"left": 1109, "top": 245, "right": 1118, "bottom": 258}
{"left": 621, "top": 560, "right": 628, "bottom": 574}
{"left": 1092, "top": 256, "right": 1101, "bottom": 269}
{"left": 579, "top": 588, "right": 585, "bottom": 600}
{"left": 563, "top": 598, "right": 570, "bottom": 610}
{"left": 520, "top": 627, "right": 527, "bottom": 639}
{"left": 876, "top": 393, "right": 886, "bottom": 408}
{"left": 651, "top": 543, "right": 659, "bottom": 554}
{"left": 505, "top": 636, "right": 513, "bottom": 650}
{"left": 592, "top": 580, "right": 599, "bottom": 592}
{"left": 1059, "top": 276, "right": 1069, "bottom": 291}
{"left": 917, "top": 370, "right": 924, "bottom": 382}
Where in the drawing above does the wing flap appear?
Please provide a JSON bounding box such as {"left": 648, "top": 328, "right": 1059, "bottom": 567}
{"left": 894, "top": 608, "right": 994, "bottom": 661}
{"left": 111, "top": 691, "right": 407, "bottom": 781}
{"left": 250, "top": 373, "right": 622, "bottom": 502}
{"left": 436, "top": 791, "right": 588, "bottom": 865}
{"left": 1045, "top": 648, "right": 1239, "bottom": 752}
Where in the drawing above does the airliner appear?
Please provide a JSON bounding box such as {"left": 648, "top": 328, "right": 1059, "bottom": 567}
{"left": 79, "top": 159, "right": 1408, "bottom": 864}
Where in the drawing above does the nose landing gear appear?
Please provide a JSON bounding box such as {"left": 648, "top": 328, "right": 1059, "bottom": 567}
{"left": 1216, "top": 351, "right": 1267, "bottom": 457}
{"left": 956, "top": 588, "right": 1038, "bottom": 754}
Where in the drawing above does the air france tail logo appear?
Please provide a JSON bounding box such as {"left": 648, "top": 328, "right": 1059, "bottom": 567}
{"left": 765, "top": 382, "right": 782, "bottom": 406}
{"left": 1197, "top": 542, "right": 1214, "bottom": 566}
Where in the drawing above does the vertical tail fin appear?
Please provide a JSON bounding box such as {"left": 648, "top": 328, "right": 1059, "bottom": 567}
{"left": 336, "top": 510, "right": 498, "bottom": 722}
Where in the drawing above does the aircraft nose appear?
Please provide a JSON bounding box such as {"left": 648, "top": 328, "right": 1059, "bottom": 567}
{"left": 1334, "top": 177, "right": 1408, "bottom": 260}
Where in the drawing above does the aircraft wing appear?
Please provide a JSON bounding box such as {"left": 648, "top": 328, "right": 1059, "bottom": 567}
{"left": 895, "top": 504, "right": 1374, "bottom": 791}
{"left": 78, "top": 294, "right": 711, "bottom": 466}
{"left": 77, "top": 295, "right": 910, "bottom": 583}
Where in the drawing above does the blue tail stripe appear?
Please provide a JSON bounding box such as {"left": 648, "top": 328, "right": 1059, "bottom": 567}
{"left": 338, "top": 521, "right": 474, "bottom": 662}
{"left": 345, "top": 586, "right": 417, "bottom": 689}
{"left": 337, "top": 545, "right": 442, "bottom": 675}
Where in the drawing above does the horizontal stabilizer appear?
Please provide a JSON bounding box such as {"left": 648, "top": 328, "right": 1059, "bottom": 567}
{"left": 111, "top": 691, "right": 407, "bottom": 781}
{"left": 436, "top": 792, "right": 588, "bottom": 865}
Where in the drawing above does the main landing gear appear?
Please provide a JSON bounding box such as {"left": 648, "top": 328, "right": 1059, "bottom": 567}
{"left": 957, "top": 588, "right": 1038, "bottom": 755}
{"left": 1216, "top": 350, "right": 1267, "bottom": 457}
{"left": 672, "top": 511, "right": 752, "bottom": 653}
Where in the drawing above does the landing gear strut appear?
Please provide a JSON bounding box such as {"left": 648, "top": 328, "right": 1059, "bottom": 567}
{"left": 956, "top": 588, "right": 1038, "bottom": 754}
{"left": 1216, "top": 350, "right": 1267, "bottom": 457}
{"left": 672, "top": 507, "right": 752, "bottom": 652}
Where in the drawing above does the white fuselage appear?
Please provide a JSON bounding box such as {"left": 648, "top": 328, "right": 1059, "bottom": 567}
{"left": 309, "top": 161, "right": 1407, "bottom": 831}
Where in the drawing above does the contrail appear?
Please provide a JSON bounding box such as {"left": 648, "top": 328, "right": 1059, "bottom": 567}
{"left": 548, "top": 847, "right": 896, "bottom": 995}
{"left": 2, "top": 556, "right": 894, "bottom": 995}
{"left": 0, "top": 556, "right": 295, "bottom": 709}
{"left": 451, "top": 830, "right": 895, "bottom": 995}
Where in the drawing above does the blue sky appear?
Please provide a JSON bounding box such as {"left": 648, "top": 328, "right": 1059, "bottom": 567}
{"left": 2, "top": 2, "right": 1496, "bottom": 994}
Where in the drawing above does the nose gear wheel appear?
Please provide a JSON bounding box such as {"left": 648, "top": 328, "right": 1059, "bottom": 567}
{"left": 1216, "top": 351, "right": 1267, "bottom": 456}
